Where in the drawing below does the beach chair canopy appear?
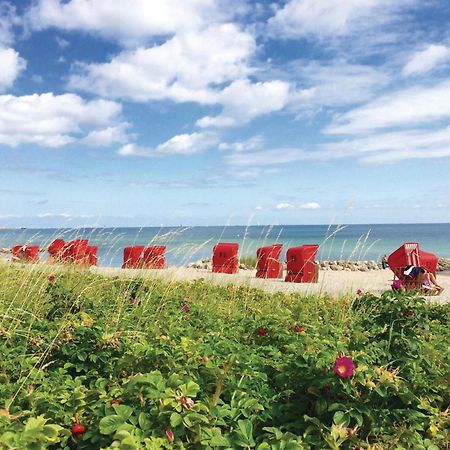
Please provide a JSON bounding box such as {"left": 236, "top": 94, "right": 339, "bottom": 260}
{"left": 387, "top": 242, "right": 438, "bottom": 280}
{"left": 212, "top": 242, "right": 239, "bottom": 274}
{"left": 122, "top": 246, "right": 144, "bottom": 269}
{"left": 142, "top": 246, "right": 166, "bottom": 269}
{"left": 256, "top": 244, "right": 282, "bottom": 279}
{"left": 285, "top": 244, "right": 319, "bottom": 283}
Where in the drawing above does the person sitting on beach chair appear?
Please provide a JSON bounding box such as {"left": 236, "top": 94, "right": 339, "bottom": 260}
{"left": 403, "top": 265, "right": 444, "bottom": 295}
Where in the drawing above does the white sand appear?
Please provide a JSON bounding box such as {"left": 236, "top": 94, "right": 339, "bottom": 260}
{"left": 1, "top": 255, "right": 448, "bottom": 303}
{"left": 91, "top": 266, "right": 450, "bottom": 304}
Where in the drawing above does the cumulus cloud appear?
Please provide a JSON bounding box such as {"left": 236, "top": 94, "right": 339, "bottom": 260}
{"left": 0, "top": 48, "right": 26, "bottom": 91}
{"left": 196, "top": 79, "right": 291, "bottom": 127}
{"left": 268, "top": 0, "right": 413, "bottom": 39}
{"left": 26, "top": 0, "right": 245, "bottom": 45}
{"left": 118, "top": 132, "right": 218, "bottom": 157}
{"left": 69, "top": 24, "right": 255, "bottom": 104}
{"left": 402, "top": 44, "right": 450, "bottom": 76}
{"left": 325, "top": 80, "right": 450, "bottom": 135}
{"left": 0, "top": 92, "right": 125, "bottom": 147}
{"left": 81, "top": 123, "right": 131, "bottom": 147}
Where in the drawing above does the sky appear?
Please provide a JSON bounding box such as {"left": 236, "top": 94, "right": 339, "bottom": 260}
{"left": 1, "top": 0, "right": 450, "bottom": 228}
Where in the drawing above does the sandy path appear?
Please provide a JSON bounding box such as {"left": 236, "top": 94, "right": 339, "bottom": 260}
{"left": 92, "top": 266, "right": 450, "bottom": 304}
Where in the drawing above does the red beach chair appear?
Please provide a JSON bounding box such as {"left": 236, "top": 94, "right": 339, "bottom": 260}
{"left": 285, "top": 244, "right": 319, "bottom": 283}
{"left": 122, "top": 246, "right": 144, "bottom": 269}
{"left": 25, "top": 245, "right": 40, "bottom": 263}
{"left": 62, "top": 239, "right": 89, "bottom": 264}
{"left": 11, "top": 245, "right": 25, "bottom": 262}
{"left": 86, "top": 246, "right": 98, "bottom": 266}
{"left": 212, "top": 243, "right": 239, "bottom": 274}
{"left": 142, "top": 246, "right": 166, "bottom": 269}
{"left": 47, "top": 239, "right": 66, "bottom": 261}
{"left": 256, "top": 244, "right": 283, "bottom": 279}
{"left": 387, "top": 242, "right": 438, "bottom": 290}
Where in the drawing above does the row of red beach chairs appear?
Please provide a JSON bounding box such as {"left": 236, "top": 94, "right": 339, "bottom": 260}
{"left": 10, "top": 241, "right": 320, "bottom": 283}
{"left": 12, "top": 239, "right": 98, "bottom": 267}
{"left": 10, "top": 240, "right": 438, "bottom": 288}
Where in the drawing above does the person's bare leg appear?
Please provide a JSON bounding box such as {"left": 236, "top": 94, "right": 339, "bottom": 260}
{"left": 423, "top": 272, "right": 444, "bottom": 292}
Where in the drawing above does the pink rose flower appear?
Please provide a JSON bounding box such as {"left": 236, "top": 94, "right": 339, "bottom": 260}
{"left": 333, "top": 356, "right": 355, "bottom": 378}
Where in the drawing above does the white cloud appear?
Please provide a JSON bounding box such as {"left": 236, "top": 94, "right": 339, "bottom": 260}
{"left": 219, "top": 136, "right": 265, "bottom": 152}
{"left": 402, "top": 44, "right": 450, "bottom": 76}
{"left": 27, "top": 0, "right": 243, "bottom": 45}
{"left": 288, "top": 61, "right": 390, "bottom": 111}
{"left": 0, "top": 92, "right": 124, "bottom": 147}
{"left": 299, "top": 202, "right": 320, "bottom": 209}
{"left": 0, "top": 48, "right": 26, "bottom": 91}
{"left": 118, "top": 132, "right": 218, "bottom": 157}
{"left": 225, "top": 148, "right": 307, "bottom": 167}
{"left": 0, "top": 2, "right": 18, "bottom": 47}
{"left": 197, "top": 79, "right": 290, "bottom": 127}
{"left": 69, "top": 24, "right": 255, "bottom": 104}
{"left": 276, "top": 202, "right": 295, "bottom": 210}
{"left": 82, "top": 123, "right": 130, "bottom": 147}
{"left": 320, "top": 126, "right": 450, "bottom": 163}
{"left": 268, "top": 0, "right": 413, "bottom": 39}
{"left": 326, "top": 80, "right": 450, "bottom": 135}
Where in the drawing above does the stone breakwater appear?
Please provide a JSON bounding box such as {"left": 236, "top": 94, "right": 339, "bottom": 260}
{"left": 187, "top": 258, "right": 450, "bottom": 272}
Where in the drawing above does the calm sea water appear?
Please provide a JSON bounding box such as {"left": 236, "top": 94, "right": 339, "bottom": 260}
{"left": 1, "top": 224, "right": 449, "bottom": 267}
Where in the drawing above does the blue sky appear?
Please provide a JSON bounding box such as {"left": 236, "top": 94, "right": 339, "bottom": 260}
{"left": 1, "top": 0, "right": 450, "bottom": 227}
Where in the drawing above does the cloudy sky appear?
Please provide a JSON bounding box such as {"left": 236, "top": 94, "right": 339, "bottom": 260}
{"left": 1, "top": 0, "right": 450, "bottom": 227}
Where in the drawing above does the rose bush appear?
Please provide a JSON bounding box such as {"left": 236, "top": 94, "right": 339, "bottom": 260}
{"left": 0, "top": 266, "right": 448, "bottom": 449}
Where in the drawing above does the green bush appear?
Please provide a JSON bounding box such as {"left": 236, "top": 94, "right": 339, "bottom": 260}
{"left": 0, "top": 265, "right": 448, "bottom": 449}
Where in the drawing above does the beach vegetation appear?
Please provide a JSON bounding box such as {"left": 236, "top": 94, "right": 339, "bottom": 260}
{"left": 0, "top": 264, "right": 448, "bottom": 449}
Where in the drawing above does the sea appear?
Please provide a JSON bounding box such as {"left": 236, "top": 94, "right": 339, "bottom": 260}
{"left": 1, "top": 224, "right": 450, "bottom": 268}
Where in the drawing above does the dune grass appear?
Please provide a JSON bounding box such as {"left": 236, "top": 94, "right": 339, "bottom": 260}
{"left": 0, "top": 262, "right": 449, "bottom": 449}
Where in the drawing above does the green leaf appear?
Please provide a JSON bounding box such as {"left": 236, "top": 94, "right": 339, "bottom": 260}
{"left": 99, "top": 415, "right": 126, "bottom": 435}
{"left": 138, "top": 412, "right": 151, "bottom": 430}
{"left": 179, "top": 380, "right": 200, "bottom": 397}
{"left": 170, "top": 412, "right": 183, "bottom": 428}
{"left": 113, "top": 404, "right": 134, "bottom": 421}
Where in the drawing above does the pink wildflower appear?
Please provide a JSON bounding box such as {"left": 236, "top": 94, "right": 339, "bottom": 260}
{"left": 294, "top": 326, "right": 305, "bottom": 333}
{"left": 333, "top": 356, "right": 355, "bottom": 378}
{"left": 356, "top": 289, "right": 363, "bottom": 296}
{"left": 165, "top": 428, "right": 174, "bottom": 442}
{"left": 130, "top": 296, "right": 136, "bottom": 304}
{"left": 47, "top": 274, "right": 56, "bottom": 282}
{"left": 257, "top": 327, "right": 267, "bottom": 336}
{"left": 181, "top": 304, "right": 190, "bottom": 312}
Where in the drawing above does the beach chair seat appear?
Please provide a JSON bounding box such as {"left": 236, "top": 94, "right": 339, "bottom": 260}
{"left": 212, "top": 243, "right": 239, "bottom": 274}
{"left": 142, "top": 246, "right": 166, "bottom": 269}
{"left": 86, "top": 246, "right": 98, "bottom": 266}
{"left": 285, "top": 244, "right": 319, "bottom": 283}
{"left": 256, "top": 244, "right": 283, "bottom": 279}
{"left": 122, "top": 246, "right": 144, "bottom": 269}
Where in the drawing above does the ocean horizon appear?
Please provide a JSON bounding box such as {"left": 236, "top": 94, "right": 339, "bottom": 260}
{"left": 1, "top": 223, "right": 450, "bottom": 268}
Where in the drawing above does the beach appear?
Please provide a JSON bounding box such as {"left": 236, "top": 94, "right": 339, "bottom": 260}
{"left": 92, "top": 264, "right": 450, "bottom": 304}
